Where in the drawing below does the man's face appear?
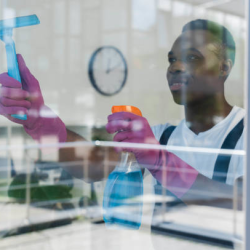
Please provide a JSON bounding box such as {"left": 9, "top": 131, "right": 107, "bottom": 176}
{"left": 167, "top": 29, "right": 224, "bottom": 105}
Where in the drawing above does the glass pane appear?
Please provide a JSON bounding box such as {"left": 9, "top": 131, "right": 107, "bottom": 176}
{"left": 0, "top": 0, "right": 246, "bottom": 249}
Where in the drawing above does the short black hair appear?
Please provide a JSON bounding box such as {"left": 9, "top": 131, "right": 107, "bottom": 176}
{"left": 182, "top": 19, "right": 236, "bottom": 65}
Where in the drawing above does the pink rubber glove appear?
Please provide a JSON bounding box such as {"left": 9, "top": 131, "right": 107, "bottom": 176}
{"left": 106, "top": 112, "right": 160, "bottom": 167}
{"left": 151, "top": 151, "right": 199, "bottom": 198}
{"left": 106, "top": 111, "right": 198, "bottom": 198}
{"left": 0, "top": 54, "right": 67, "bottom": 144}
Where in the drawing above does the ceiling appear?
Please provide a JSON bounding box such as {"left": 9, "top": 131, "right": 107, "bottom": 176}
{"left": 183, "top": 0, "right": 245, "bottom": 17}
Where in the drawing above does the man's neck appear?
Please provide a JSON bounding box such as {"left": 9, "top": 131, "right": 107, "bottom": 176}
{"left": 184, "top": 95, "right": 233, "bottom": 135}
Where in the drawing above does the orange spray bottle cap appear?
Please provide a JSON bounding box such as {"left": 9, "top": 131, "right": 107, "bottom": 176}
{"left": 112, "top": 105, "right": 142, "bottom": 117}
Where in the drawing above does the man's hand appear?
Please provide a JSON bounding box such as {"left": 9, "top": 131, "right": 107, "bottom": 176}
{"left": 0, "top": 54, "right": 66, "bottom": 143}
{"left": 0, "top": 54, "right": 44, "bottom": 128}
{"left": 106, "top": 111, "right": 161, "bottom": 168}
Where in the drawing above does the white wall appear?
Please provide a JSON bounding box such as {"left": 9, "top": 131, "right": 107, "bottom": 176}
{"left": 0, "top": 0, "right": 246, "bottom": 130}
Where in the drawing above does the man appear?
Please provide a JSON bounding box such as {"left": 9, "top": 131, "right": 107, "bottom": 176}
{"left": 105, "top": 19, "right": 244, "bottom": 205}
{"left": 0, "top": 19, "right": 243, "bottom": 205}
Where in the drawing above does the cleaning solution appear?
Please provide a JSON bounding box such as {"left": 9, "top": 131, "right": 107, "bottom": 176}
{"left": 103, "top": 106, "right": 143, "bottom": 229}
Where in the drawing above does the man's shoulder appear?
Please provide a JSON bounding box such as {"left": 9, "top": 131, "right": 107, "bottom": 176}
{"left": 151, "top": 123, "right": 176, "bottom": 141}
{"left": 233, "top": 106, "right": 245, "bottom": 116}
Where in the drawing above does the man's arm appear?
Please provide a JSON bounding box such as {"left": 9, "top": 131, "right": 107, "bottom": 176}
{"left": 149, "top": 150, "right": 243, "bottom": 209}
{"left": 0, "top": 55, "right": 129, "bottom": 183}
{"left": 59, "top": 129, "right": 120, "bottom": 182}
{"left": 181, "top": 174, "right": 243, "bottom": 209}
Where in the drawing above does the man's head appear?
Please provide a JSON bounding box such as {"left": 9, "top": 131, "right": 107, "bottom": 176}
{"left": 167, "top": 19, "right": 236, "bottom": 105}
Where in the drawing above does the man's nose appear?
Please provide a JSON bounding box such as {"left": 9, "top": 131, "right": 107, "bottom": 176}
{"left": 169, "top": 60, "right": 187, "bottom": 73}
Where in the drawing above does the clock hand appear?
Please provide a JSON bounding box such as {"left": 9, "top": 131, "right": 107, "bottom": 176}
{"left": 106, "top": 59, "right": 111, "bottom": 74}
{"left": 107, "top": 61, "right": 122, "bottom": 73}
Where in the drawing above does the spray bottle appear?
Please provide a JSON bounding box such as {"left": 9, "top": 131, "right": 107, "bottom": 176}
{"left": 103, "top": 106, "right": 143, "bottom": 229}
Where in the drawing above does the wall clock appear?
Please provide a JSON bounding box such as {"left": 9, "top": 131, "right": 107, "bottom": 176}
{"left": 88, "top": 46, "right": 128, "bottom": 96}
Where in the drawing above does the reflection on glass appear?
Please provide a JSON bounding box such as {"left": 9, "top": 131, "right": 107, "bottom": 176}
{"left": 0, "top": 0, "right": 247, "bottom": 250}
{"left": 132, "top": 0, "right": 156, "bottom": 31}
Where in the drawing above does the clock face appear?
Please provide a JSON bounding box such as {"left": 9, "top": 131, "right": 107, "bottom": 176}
{"left": 88, "top": 46, "right": 128, "bottom": 96}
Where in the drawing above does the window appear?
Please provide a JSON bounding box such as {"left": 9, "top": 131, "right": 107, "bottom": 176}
{"left": 0, "top": 0, "right": 247, "bottom": 249}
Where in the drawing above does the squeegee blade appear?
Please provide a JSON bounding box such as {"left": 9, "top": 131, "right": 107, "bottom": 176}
{"left": 0, "top": 15, "right": 40, "bottom": 30}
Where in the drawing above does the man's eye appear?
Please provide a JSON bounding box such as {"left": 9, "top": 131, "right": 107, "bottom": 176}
{"left": 186, "top": 55, "right": 199, "bottom": 62}
{"left": 168, "top": 57, "right": 176, "bottom": 64}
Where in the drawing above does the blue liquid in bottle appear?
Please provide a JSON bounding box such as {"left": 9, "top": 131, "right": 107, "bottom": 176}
{"left": 103, "top": 153, "right": 143, "bottom": 229}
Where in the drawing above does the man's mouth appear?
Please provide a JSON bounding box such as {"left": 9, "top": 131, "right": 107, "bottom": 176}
{"left": 169, "top": 82, "right": 187, "bottom": 91}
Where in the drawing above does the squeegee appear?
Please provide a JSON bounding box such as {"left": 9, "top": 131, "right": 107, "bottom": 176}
{"left": 0, "top": 15, "right": 40, "bottom": 120}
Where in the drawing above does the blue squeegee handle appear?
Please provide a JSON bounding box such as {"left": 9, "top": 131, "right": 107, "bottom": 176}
{"left": 5, "top": 39, "right": 27, "bottom": 120}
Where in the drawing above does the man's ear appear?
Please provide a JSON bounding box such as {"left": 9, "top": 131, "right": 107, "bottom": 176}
{"left": 220, "top": 59, "right": 233, "bottom": 78}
